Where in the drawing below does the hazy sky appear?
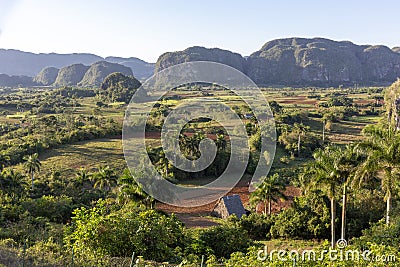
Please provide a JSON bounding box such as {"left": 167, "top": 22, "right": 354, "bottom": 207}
{"left": 0, "top": 0, "right": 398, "bottom": 62}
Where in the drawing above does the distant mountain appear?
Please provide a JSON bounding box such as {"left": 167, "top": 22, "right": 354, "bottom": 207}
{"left": 53, "top": 64, "right": 90, "bottom": 86}
{"left": 104, "top": 57, "right": 154, "bottom": 80}
{"left": 155, "top": 38, "right": 400, "bottom": 86}
{"left": 0, "top": 74, "right": 34, "bottom": 87}
{"left": 2, "top": 38, "right": 400, "bottom": 87}
{"left": 33, "top": 67, "right": 59, "bottom": 86}
{"left": 78, "top": 61, "right": 133, "bottom": 86}
{"left": 155, "top": 46, "right": 246, "bottom": 73}
{"left": 0, "top": 49, "right": 154, "bottom": 81}
{"left": 0, "top": 49, "right": 102, "bottom": 77}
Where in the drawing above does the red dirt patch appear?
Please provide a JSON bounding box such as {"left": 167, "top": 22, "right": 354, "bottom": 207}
{"left": 277, "top": 96, "right": 318, "bottom": 105}
{"left": 156, "top": 176, "right": 301, "bottom": 228}
{"left": 354, "top": 99, "right": 374, "bottom": 105}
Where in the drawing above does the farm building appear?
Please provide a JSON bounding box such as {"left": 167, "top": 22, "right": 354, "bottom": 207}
{"left": 211, "top": 194, "right": 246, "bottom": 219}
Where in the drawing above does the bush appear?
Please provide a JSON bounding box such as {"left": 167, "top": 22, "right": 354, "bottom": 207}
{"left": 188, "top": 223, "right": 253, "bottom": 259}
{"left": 65, "top": 201, "right": 185, "bottom": 263}
{"left": 22, "top": 195, "right": 73, "bottom": 223}
{"left": 236, "top": 213, "right": 275, "bottom": 240}
{"left": 353, "top": 214, "right": 400, "bottom": 248}
{"left": 346, "top": 189, "right": 385, "bottom": 238}
{"left": 270, "top": 192, "right": 330, "bottom": 240}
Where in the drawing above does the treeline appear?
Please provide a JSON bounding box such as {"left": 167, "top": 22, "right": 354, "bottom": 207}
{"left": 0, "top": 114, "right": 120, "bottom": 166}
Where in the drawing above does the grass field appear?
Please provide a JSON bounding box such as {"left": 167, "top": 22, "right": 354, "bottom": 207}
{"left": 15, "top": 138, "right": 127, "bottom": 179}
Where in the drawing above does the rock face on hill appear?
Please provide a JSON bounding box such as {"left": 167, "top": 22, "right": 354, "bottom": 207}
{"left": 53, "top": 64, "right": 90, "bottom": 86}
{"left": 393, "top": 47, "right": 400, "bottom": 53}
{"left": 155, "top": 46, "right": 246, "bottom": 73}
{"left": 155, "top": 38, "right": 400, "bottom": 86}
{"left": 78, "top": 61, "right": 133, "bottom": 87}
{"left": 33, "top": 67, "right": 59, "bottom": 85}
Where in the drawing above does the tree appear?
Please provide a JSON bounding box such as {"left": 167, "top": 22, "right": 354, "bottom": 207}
{"left": 335, "top": 144, "right": 363, "bottom": 241}
{"left": 92, "top": 166, "right": 117, "bottom": 192}
{"left": 355, "top": 125, "right": 400, "bottom": 226}
{"left": 99, "top": 72, "right": 142, "bottom": 103}
{"left": 0, "top": 169, "right": 26, "bottom": 203}
{"left": 23, "top": 153, "right": 41, "bottom": 190}
{"left": 293, "top": 123, "right": 307, "bottom": 157}
{"left": 215, "top": 134, "right": 227, "bottom": 151}
{"left": 250, "top": 173, "right": 286, "bottom": 215}
{"left": 66, "top": 201, "right": 184, "bottom": 262}
{"left": 278, "top": 123, "right": 320, "bottom": 157}
{"left": 117, "top": 169, "right": 154, "bottom": 208}
{"left": 302, "top": 146, "right": 346, "bottom": 248}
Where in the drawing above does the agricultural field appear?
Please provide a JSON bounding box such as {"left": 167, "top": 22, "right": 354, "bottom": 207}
{"left": 1, "top": 81, "right": 400, "bottom": 267}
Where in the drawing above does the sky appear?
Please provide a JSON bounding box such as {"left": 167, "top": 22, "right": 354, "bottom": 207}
{"left": 0, "top": 0, "right": 399, "bottom": 62}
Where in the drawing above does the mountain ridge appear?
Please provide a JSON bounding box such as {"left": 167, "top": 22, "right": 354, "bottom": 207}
{"left": 0, "top": 49, "right": 154, "bottom": 80}
{"left": 156, "top": 37, "right": 400, "bottom": 86}
{"left": 2, "top": 38, "right": 400, "bottom": 87}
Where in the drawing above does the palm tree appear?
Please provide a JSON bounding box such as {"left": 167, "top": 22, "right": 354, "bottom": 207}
{"left": 0, "top": 169, "right": 26, "bottom": 203}
{"left": 75, "top": 168, "right": 91, "bottom": 186}
{"left": 303, "top": 146, "right": 345, "bottom": 248}
{"left": 354, "top": 125, "right": 400, "bottom": 226}
{"left": 250, "top": 173, "right": 286, "bottom": 215}
{"left": 117, "top": 169, "right": 154, "bottom": 208}
{"left": 23, "top": 153, "right": 41, "bottom": 190}
{"left": 293, "top": 123, "right": 308, "bottom": 157}
{"left": 215, "top": 134, "right": 227, "bottom": 151}
{"left": 92, "top": 166, "right": 117, "bottom": 192}
{"left": 336, "top": 144, "right": 364, "bottom": 241}
{"left": 157, "top": 151, "right": 171, "bottom": 179}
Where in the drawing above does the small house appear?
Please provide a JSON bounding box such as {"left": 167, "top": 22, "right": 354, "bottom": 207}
{"left": 211, "top": 194, "right": 246, "bottom": 219}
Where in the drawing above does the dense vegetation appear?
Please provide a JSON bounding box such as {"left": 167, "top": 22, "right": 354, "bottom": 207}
{"left": 0, "top": 78, "right": 399, "bottom": 266}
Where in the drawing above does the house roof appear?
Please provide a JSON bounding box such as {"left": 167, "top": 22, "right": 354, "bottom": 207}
{"left": 221, "top": 194, "right": 246, "bottom": 218}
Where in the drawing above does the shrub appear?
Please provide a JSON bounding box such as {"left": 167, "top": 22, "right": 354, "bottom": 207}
{"left": 188, "top": 223, "right": 253, "bottom": 259}
{"left": 236, "top": 213, "right": 276, "bottom": 240}
{"left": 22, "top": 195, "right": 73, "bottom": 223}
{"left": 65, "top": 201, "right": 185, "bottom": 263}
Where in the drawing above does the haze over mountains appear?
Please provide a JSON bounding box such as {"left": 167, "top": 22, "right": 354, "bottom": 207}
{"left": 0, "top": 49, "right": 154, "bottom": 87}
{"left": 157, "top": 38, "right": 400, "bottom": 86}
{"left": 1, "top": 37, "right": 400, "bottom": 87}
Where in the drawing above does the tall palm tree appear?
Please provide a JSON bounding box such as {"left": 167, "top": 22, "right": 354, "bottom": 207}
{"left": 354, "top": 125, "right": 400, "bottom": 226}
{"left": 336, "top": 144, "right": 364, "bottom": 241}
{"left": 250, "top": 173, "right": 286, "bottom": 215}
{"left": 23, "top": 153, "right": 41, "bottom": 190}
{"left": 303, "top": 146, "right": 345, "bottom": 248}
{"left": 92, "top": 166, "right": 117, "bottom": 192}
{"left": 293, "top": 123, "right": 308, "bottom": 157}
